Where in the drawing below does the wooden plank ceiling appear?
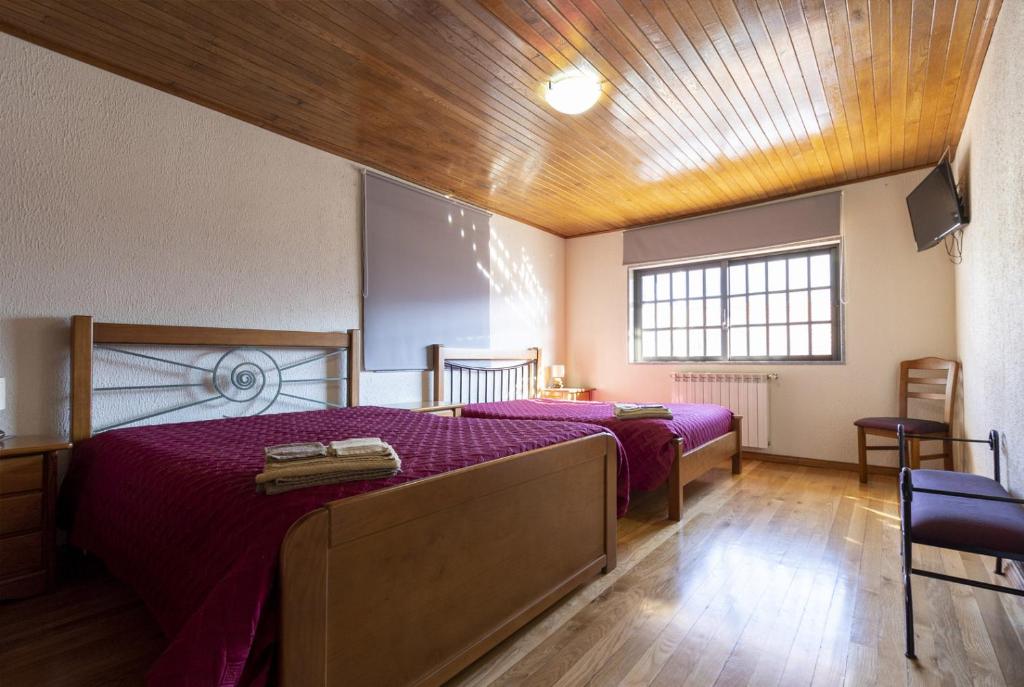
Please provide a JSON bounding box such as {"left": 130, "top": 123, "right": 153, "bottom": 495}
{"left": 0, "top": 1, "right": 1002, "bottom": 237}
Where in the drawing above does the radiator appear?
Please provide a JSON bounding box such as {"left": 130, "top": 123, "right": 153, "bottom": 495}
{"left": 672, "top": 372, "right": 775, "bottom": 450}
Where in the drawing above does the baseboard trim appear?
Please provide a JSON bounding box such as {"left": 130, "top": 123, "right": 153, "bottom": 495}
{"left": 744, "top": 451, "right": 899, "bottom": 476}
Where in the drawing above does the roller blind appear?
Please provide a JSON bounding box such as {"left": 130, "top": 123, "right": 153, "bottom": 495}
{"left": 623, "top": 191, "right": 842, "bottom": 265}
{"left": 363, "top": 172, "right": 491, "bottom": 371}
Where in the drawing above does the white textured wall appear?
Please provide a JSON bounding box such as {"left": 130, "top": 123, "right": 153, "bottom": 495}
{"left": 953, "top": 2, "right": 1024, "bottom": 492}
{"left": 0, "top": 34, "right": 565, "bottom": 436}
{"left": 566, "top": 171, "right": 958, "bottom": 464}
{"left": 489, "top": 215, "right": 565, "bottom": 372}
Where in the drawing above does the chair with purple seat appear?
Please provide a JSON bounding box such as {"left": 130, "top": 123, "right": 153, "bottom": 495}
{"left": 898, "top": 424, "right": 1024, "bottom": 660}
{"left": 855, "top": 356, "right": 959, "bottom": 483}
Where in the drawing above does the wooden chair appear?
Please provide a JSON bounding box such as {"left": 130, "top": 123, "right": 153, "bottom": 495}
{"left": 855, "top": 357, "right": 959, "bottom": 483}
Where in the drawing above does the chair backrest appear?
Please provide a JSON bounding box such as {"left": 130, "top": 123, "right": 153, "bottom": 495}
{"left": 898, "top": 357, "right": 960, "bottom": 425}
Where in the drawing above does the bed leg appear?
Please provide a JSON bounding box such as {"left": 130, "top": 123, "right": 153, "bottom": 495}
{"left": 732, "top": 416, "right": 743, "bottom": 475}
{"left": 604, "top": 435, "right": 617, "bottom": 573}
{"left": 280, "top": 510, "right": 329, "bottom": 687}
{"left": 668, "top": 442, "right": 683, "bottom": 521}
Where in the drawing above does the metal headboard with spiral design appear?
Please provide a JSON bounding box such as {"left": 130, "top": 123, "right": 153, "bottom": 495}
{"left": 431, "top": 344, "right": 540, "bottom": 405}
{"left": 70, "top": 316, "right": 361, "bottom": 442}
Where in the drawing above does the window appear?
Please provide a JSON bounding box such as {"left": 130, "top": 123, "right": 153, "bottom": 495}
{"left": 631, "top": 246, "right": 841, "bottom": 362}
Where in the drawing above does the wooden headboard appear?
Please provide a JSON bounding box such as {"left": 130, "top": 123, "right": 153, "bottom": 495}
{"left": 70, "top": 315, "right": 361, "bottom": 442}
{"left": 430, "top": 345, "right": 540, "bottom": 404}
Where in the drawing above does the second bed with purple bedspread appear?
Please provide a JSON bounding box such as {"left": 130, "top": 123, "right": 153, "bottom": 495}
{"left": 461, "top": 399, "right": 734, "bottom": 493}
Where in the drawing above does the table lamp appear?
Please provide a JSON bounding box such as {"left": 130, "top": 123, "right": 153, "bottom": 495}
{"left": 549, "top": 365, "right": 565, "bottom": 389}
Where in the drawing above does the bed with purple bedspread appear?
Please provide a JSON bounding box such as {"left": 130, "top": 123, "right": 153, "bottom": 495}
{"left": 461, "top": 399, "right": 734, "bottom": 494}
{"left": 59, "top": 406, "right": 614, "bottom": 687}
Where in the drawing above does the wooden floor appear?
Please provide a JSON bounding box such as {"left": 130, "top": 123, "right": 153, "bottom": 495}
{"left": 1, "top": 460, "right": 1022, "bottom": 686}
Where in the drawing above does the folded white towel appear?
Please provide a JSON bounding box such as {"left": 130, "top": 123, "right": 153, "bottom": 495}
{"left": 264, "top": 442, "right": 327, "bottom": 462}
{"left": 328, "top": 438, "right": 393, "bottom": 458}
{"left": 613, "top": 403, "right": 673, "bottom": 420}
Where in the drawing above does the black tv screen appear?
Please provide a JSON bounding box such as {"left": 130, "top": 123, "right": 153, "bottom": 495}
{"left": 906, "top": 159, "right": 966, "bottom": 251}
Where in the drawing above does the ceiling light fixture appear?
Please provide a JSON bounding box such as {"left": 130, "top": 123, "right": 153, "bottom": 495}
{"left": 545, "top": 72, "right": 601, "bottom": 115}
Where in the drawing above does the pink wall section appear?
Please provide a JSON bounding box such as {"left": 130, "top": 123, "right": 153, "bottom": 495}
{"left": 565, "top": 171, "right": 958, "bottom": 465}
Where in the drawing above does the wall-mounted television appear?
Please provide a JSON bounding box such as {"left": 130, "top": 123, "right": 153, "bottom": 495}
{"left": 906, "top": 159, "right": 967, "bottom": 252}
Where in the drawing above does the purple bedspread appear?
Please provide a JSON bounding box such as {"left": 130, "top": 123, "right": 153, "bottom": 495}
{"left": 461, "top": 399, "right": 733, "bottom": 493}
{"left": 59, "top": 407, "right": 612, "bottom": 687}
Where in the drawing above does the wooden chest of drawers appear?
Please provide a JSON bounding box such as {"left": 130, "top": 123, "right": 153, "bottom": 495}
{"left": 0, "top": 437, "right": 70, "bottom": 599}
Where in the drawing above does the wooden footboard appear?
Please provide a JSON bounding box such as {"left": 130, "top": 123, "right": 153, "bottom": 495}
{"left": 667, "top": 415, "right": 743, "bottom": 521}
{"left": 279, "top": 433, "right": 618, "bottom": 687}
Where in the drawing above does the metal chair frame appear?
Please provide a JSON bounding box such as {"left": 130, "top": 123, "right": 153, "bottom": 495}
{"left": 898, "top": 424, "right": 1024, "bottom": 659}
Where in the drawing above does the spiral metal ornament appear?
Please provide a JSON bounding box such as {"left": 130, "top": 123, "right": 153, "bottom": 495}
{"left": 212, "top": 348, "right": 282, "bottom": 416}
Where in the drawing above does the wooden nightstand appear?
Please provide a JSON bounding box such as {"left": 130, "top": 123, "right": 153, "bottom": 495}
{"left": 385, "top": 401, "right": 463, "bottom": 417}
{"left": 0, "top": 435, "right": 70, "bottom": 599}
{"left": 539, "top": 387, "right": 595, "bottom": 402}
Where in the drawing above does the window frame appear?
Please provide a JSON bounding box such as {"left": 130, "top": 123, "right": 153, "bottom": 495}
{"left": 630, "top": 244, "right": 843, "bottom": 364}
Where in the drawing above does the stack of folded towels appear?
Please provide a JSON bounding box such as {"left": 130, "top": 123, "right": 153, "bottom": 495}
{"left": 255, "top": 438, "right": 402, "bottom": 495}
{"left": 613, "top": 402, "right": 674, "bottom": 420}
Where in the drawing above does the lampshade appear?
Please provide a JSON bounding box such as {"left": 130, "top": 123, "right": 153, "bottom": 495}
{"left": 550, "top": 365, "right": 566, "bottom": 379}
{"left": 0, "top": 377, "right": 5, "bottom": 412}
{"left": 545, "top": 72, "right": 601, "bottom": 115}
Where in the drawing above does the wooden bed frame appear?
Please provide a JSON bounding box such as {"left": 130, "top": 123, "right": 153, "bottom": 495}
{"left": 431, "top": 343, "right": 543, "bottom": 403}
{"left": 666, "top": 425, "right": 742, "bottom": 519}
{"left": 68, "top": 316, "right": 617, "bottom": 686}
{"left": 431, "top": 344, "right": 742, "bottom": 521}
